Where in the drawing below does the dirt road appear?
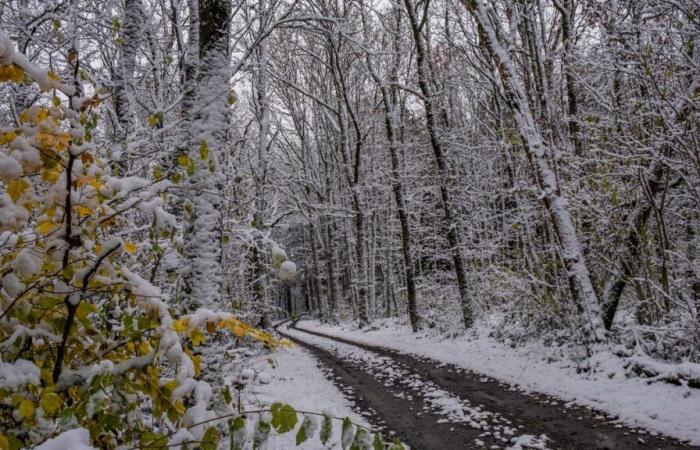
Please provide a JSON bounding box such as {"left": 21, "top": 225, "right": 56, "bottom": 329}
{"left": 279, "top": 323, "right": 697, "bottom": 450}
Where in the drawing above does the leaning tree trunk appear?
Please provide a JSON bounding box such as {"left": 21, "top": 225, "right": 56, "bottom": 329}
{"left": 463, "top": 0, "right": 606, "bottom": 342}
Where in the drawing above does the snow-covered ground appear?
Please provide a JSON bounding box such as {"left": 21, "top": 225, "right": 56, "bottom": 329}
{"left": 225, "top": 344, "right": 368, "bottom": 449}
{"left": 284, "top": 325, "right": 550, "bottom": 449}
{"left": 296, "top": 319, "right": 700, "bottom": 446}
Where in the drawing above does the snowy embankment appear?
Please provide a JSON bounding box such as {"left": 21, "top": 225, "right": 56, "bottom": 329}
{"left": 297, "top": 319, "right": 700, "bottom": 445}
{"left": 223, "top": 344, "right": 368, "bottom": 449}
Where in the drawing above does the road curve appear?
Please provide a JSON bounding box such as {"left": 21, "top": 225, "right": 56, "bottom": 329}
{"left": 278, "top": 323, "right": 697, "bottom": 450}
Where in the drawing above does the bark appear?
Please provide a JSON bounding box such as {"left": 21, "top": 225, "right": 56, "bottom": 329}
{"left": 309, "top": 222, "right": 325, "bottom": 319}
{"left": 362, "top": 6, "right": 420, "bottom": 331}
{"left": 553, "top": 0, "right": 582, "bottom": 156}
{"left": 112, "top": 0, "right": 144, "bottom": 172}
{"left": 463, "top": 0, "right": 606, "bottom": 341}
{"left": 329, "top": 44, "right": 370, "bottom": 327}
{"left": 250, "top": 13, "right": 271, "bottom": 326}
{"left": 179, "top": 0, "right": 231, "bottom": 310}
{"left": 402, "top": 0, "right": 473, "bottom": 328}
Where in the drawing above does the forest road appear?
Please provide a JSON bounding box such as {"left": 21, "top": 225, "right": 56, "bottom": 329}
{"left": 277, "top": 323, "right": 698, "bottom": 450}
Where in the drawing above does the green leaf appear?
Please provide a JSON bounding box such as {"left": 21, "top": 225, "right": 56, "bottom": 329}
{"left": 296, "top": 415, "right": 314, "bottom": 445}
{"left": 141, "top": 431, "right": 166, "bottom": 446}
{"left": 186, "top": 159, "right": 196, "bottom": 176}
{"left": 230, "top": 416, "right": 245, "bottom": 432}
{"left": 147, "top": 112, "right": 163, "bottom": 128}
{"left": 223, "top": 385, "right": 232, "bottom": 404}
{"left": 390, "top": 437, "right": 405, "bottom": 450}
{"left": 228, "top": 416, "right": 246, "bottom": 450}
{"left": 320, "top": 415, "right": 332, "bottom": 445}
{"left": 295, "top": 422, "right": 307, "bottom": 445}
{"left": 351, "top": 428, "right": 371, "bottom": 450}
{"left": 270, "top": 402, "right": 297, "bottom": 434}
{"left": 201, "top": 426, "right": 219, "bottom": 450}
{"left": 137, "top": 316, "right": 150, "bottom": 331}
{"left": 8, "top": 435, "right": 23, "bottom": 450}
{"left": 341, "top": 417, "right": 354, "bottom": 449}
{"left": 199, "top": 141, "right": 209, "bottom": 160}
{"left": 253, "top": 419, "right": 271, "bottom": 449}
{"left": 373, "top": 433, "right": 385, "bottom": 450}
{"left": 123, "top": 314, "right": 133, "bottom": 331}
{"left": 76, "top": 302, "right": 97, "bottom": 320}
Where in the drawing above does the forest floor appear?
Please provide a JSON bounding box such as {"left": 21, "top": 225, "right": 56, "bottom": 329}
{"left": 276, "top": 321, "right": 700, "bottom": 450}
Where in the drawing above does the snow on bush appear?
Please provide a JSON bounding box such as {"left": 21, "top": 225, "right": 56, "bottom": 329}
{"left": 280, "top": 260, "right": 297, "bottom": 281}
{"left": 34, "top": 428, "right": 96, "bottom": 450}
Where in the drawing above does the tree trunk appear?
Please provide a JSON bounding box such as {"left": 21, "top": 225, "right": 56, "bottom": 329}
{"left": 463, "top": 0, "right": 606, "bottom": 341}
{"left": 179, "top": 0, "right": 231, "bottom": 311}
{"left": 402, "top": 0, "right": 473, "bottom": 329}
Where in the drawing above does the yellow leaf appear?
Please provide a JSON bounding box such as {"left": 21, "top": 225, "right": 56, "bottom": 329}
{"left": 40, "top": 392, "right": 61, "bottom": 415}
{"left": 152, "top": 165, "right": 164, "bottom": 180}
{"left": 172, "top": 319, "right": 189, "bottom": 333}
{"left": 189, "top": 328, "right": 205, "bottom": 346}
{"left": 191, "top": 354, "right": 201, "bottom": 377}
{"left": 0, "top": 435, "right": 8, "bottom": 450}
{"left": 19, "top": 110, "right": 30, "bottom": 123}
{"left": 7, "top": 179, "right": 29, "bottom": 202}
{"left": 0, "top": 64, "right": 24, "bottom": 83}
{"left": 41, "top": 169, "right": 60, "bottom": 184}
{"left": 77, "top": 205, "right": 93, "bottom": 216}
{"left": 0, "top": 130, "right": 17, "bottom": 145}
{"left": 88, "top": 177, "right": 102, "bottom": 191}
{"left": 124, "top": 241, "right": 137, "bottom": 254}
{"left": 173, "top": 399, "right": 186, "bottom": 414}
{"left": 138, "top": 340, "right": 152, "bottom": 355}
{"left": 36, "top": 108, "right": 49, "bottom": 122}
{"left": 177, "top": 155, "right": 189, "bottom": 167}
{"left": 80, "top": 152, "right": 94, "bottom": 165}
{"left": 37, "top": 221, "right": 56, "bottom": 235}
{"left": 18, "top": 399, "right": 34, "bottom": 420}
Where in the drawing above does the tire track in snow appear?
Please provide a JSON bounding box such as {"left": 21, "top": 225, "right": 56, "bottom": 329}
{"left": 283, "top": 324, "right": 698, "bottom": 450}
{"left": 281, "top": 325, "right": 546, "bottom": 449}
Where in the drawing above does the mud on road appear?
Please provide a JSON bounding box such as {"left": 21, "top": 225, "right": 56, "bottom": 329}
{"left": 278, "top": 324, "right": 698, "bottom": 450}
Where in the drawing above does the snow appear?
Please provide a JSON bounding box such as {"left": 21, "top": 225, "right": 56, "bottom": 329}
{"left": 226, "top": 344, "right": 368, "bottom": 449}
{"left": 0, "top": 358, "right": 39, "bottom": 390}
{"left": 271, "top": 245, "right": 287, "bottom": 268}
{"left": 283, "top": 324, "right": 545, "bottom": 447}
{"left": 0, "top": 32, "right": 15, "bottom": 66}
{"left": 0, "top": 155, "right": 23, "bottom": 179}
{"left": 279, "top": 260, "right": 297, "bottom": 281}
{"left": 34, "top": 428, "right": 97, "bottom": 450}
{"left": 0, "top": 31, "right": 74, "bottom": 95}
{"left": 0, "top": 193, "right": 29, "bottom": 232}
{"left": 11, "top": 248, "right": 41, "bottom": 278}
{"left": 298, "top": 320, "right": 700, "bottom": 445}
{"left": 2, "top": 271, "right": 24, "bottom": 297}
{"left": 507, "top": 434, "right": 549, "bottom": 450}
